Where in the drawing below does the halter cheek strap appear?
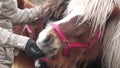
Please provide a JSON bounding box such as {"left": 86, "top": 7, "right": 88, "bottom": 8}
{"left": 53, "top": 24, "right": 90, "bottom": 56}
{"left": 53, "top": 24, "right": 102, "bottom": 56}
{"left": 25, "top": 24, "right": 32, "bottom": 33}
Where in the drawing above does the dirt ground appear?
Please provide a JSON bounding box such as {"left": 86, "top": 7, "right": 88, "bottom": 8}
{"left": 28, "top": 0, "right": 47, "bottom": 6}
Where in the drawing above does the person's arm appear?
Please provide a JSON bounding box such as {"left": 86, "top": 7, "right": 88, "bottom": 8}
{"left": 3, "top": 0, "right": 42, "bottom": 24}
{"left": 4, "top": 6, "right": 42, "bottom": 24}
{"left": 12, "top": 7, "right": 42, "bottom": 24}
{"left": 0, "top": 27, "right": 45, "bottom": 59}
{"left": 0, "top": 26, "right": 29, "bottom": 49}
{"left": 1, "top": 0, "right": 42, "bottom": 24}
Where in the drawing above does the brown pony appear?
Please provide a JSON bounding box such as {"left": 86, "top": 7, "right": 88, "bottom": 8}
{"left": 36, "top": 0, "right": 120, "bottom": 68}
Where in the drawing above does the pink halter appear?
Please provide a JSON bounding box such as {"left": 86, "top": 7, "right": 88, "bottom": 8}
{"left": 52, "top": 24, "right": 101, "bottom": 56}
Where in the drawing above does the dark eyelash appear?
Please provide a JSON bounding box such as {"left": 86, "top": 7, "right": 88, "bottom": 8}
{"left": 84, "top": 20, "right": 91, "bottom": 26}
{"left": 43, "top": 34, "right": 54, "bottom": 45}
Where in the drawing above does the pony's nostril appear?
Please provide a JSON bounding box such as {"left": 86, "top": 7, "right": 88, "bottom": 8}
{"left": 43, "top": 34, "right": 54, "bottom": 45}
{"left": 48, "top": 48, "right": 57, "bottom": 54}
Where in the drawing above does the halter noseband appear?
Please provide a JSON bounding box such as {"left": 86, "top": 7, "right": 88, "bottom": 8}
{"left": 53, "top": 24, "right": 102, "bottom": 56}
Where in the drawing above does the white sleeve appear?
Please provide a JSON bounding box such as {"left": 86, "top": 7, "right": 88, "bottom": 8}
{"left": 6, "top": 6, "right": 42, "bottom": 24}
{"left": 13, "top": 7, "right": 42, "bottom": 24}
{"left": 0, "top": 27, "right": 29, "bottom": 50}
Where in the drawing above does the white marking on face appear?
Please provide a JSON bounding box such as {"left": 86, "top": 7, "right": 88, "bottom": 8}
{"left": 36, "top": 26, "right": 52, "bottom": 47}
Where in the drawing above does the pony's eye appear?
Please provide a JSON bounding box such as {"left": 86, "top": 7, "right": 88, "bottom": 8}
{"left": 44, "top": 35, "right": 51, "bottom": 43}
{"left": 44, "top": 34, "right": 53, "bottom": 45}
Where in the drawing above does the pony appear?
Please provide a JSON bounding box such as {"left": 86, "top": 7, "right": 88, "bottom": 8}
{"left": 36, "top": 0, "right": 120, "bottom": 68}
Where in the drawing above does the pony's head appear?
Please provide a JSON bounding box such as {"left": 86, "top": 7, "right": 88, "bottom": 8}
{"left": 36, "top": 15, "right": 93, "bottom": 57}
{"left": 37, "top": 0, "right": 120, "bottom": 68}
{"left": 36, "top": 17, "right": 102, "bottom": 68}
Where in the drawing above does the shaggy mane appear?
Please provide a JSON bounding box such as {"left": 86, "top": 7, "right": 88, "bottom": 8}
{"left": 102, "top": 7, "right": 120, "bottom": 68}
{"left": 40, "top": 0, "right": 69, "bottom": 21}
{"left": 65, "top": 0, "right": 120, "bottom": 37}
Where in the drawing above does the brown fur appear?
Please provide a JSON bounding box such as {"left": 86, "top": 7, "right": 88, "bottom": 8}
{"left": 39, "top": 0, "right": 69, "bottom": 21}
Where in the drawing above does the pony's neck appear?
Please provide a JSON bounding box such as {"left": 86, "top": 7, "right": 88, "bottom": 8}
{"left": 109, "top": 6, "right": 120, "bottom": 19}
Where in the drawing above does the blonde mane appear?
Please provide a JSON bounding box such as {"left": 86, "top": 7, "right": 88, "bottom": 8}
{"left": 65, "top": 0, "right": 120, "bottom": 36}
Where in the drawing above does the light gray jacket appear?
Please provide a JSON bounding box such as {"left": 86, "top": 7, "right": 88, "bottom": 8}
{"left": 0, "top": 0, "right": 41, "bottom": 50}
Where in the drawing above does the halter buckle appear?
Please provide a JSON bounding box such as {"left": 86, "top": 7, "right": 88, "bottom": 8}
{"left": 63, "top": 40, "right": 69, "bottom": 47}
{"left": 63, "top": 40, "right": 69, "bottom": 56}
